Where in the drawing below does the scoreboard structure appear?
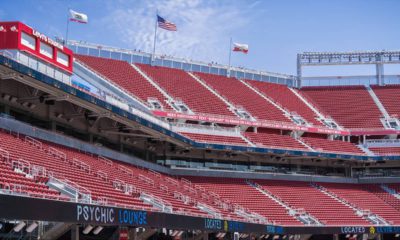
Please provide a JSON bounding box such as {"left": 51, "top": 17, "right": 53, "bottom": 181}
{"left": 0, "top": 21, "right": 73, "bottom": 74}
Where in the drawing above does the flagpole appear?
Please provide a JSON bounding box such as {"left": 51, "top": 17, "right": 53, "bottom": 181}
{"left": 152, "top": 10, "right": 158, "bottom": 65}
{"left": 227, "top": 37, "right": 232, "bottom": 77}
{"left": 65, "top": 8, "right": 70, "bottom": 46}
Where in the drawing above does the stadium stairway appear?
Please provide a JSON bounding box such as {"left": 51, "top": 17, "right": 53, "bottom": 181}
{"left": 75, "top": 55, "right": 174, "bottom": 111}
{"left": 187, "top": 72, "right": 238, "bottom": 116}
{"left": 239, "top": 80, "right": 293, "bottom": 123}
{"left": 243, "top": 79, "right": 326, "bottom": 127}
{"left": 300, "top": 86, "right": 384, "bottom": 129}
{"left": 371, "top": 84, "right": 400, "bottom": 118}
{"left": 255, "top": 180, "right": 370, "bottom": 226}
{"left": 366, "top": 86, "right": 391, "bottom": 119}
{"left": 316, "top": 182, "right": 400, "bottom": 225}
{"left": 130, "top": 63, "right": 176, "bottom": 110}
{"left": 247, "top": 180, "right": 323, "bottom": 226}
{"left": 288, "top": 87, "right": 334, "bottom": 127}
{"left": 136, "top": 63, "right": 237, "bottom": 117}
{"left": 195, "top": 72, "right": 292, "bottom": 123}
{"left": 186, "top": 176, "right": 303, "bottom": 226}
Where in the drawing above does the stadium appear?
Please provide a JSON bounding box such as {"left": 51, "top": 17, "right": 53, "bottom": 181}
{"left": 0, "top": 2, "right": 400, "bottom": 240}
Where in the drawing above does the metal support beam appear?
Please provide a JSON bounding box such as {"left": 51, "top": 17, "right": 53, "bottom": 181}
{"left": 297, "top": 54, "right": 302, "bottom": 88}
{"left": 376, "top": 63, "right": 384, "bottom": 86}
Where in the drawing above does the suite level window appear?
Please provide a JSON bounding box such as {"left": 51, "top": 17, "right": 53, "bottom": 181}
{"left": 57, "top": 51, "right": 69, "bottom": 67}
{"left": 21, "top": 32, "right": 36, "bottom": 50}
{"left": 40, "top": 42, "right": 53, "bottom": 58}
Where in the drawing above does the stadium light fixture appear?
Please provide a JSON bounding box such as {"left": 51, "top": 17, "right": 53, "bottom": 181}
{"left": 82, "top": 225, "right": 94, "bottom": 234}
{"left": 395, "top": 234, "right": 400, "bottom": 238}
{"left": 26, "top": 222, "right": 38, "bottom": 233}
{"left": 273, "top": 235, "right": 280, "bottom": 240}
{"left": 92, "top": 226, "right": 103, "bottom": 235}
{"left": 13, "top": 221, "right": 26, "bottom": 232}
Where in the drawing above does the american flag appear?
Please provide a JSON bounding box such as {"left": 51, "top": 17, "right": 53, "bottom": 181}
{"left": 157, "top": 15, "right": 177, "bottom": 31}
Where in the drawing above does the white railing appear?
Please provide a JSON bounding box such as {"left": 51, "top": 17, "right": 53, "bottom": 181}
{"left": 12, "top": 159, "right": 31, "bottom": 175}
{"left": 140, "top": 192, "right": 173, "bottom": 213}
{"left": 31, "top": 165, "right": 47, "bottom": 177}
{"left": 365, "top": 139, "right": 400, "bottom": 146}
{"left": 0, "top": 148, "right": 10, "bottom": 163}
{"left": 148, "top": 169, "right": 161, "bottom": 178}
{"left": 64, "top": 178, "right": 92, "bottom": 203}
{"left": 165, "top": 177, "right": 179, "bottom": 186}
{"left": 117, "top": 165, "right": 133, "bottom": 176}
{"left": 197, "top": 202, "right": 222, "bottom": 219}
{"left": 48, "top": 147, "right": 67, "bottom": 161}
{"left": 113, "top": 179, "right": 136, "bottom": 194}
{"left": 98, "top": 156, "right": 113, "bottom": 166}
{"left": 173, "top": 191, "right": 191, "bottom": 205}
{"left": 71, "top": 158, "right": 91, "bottom": 173}
{"left": 68, "top": 40, "right": 294, "bottom": 80}
{"left": 138, "top": 174, "right": 154, "bottom": 186}
{"left": 159, "top": 184, "right": 168, "bottom": 193}
{"left": 182, "top": 184, "right": 197, "bottom": 195}
{"left": 96, "top": 170, "right": 108, "bottom": 181}
{"left": 180, "top": 178, "right": 192, "bottom": 186}
{"left": 25, "top": 136, "right": 42, "bottom": 149}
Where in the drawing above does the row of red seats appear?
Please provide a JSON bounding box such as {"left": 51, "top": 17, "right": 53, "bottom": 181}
{"left": 319, "top": 183, "right": 400, "bottom": 225}
{"left": 137, "top": 64, "right": 235, "bottom": 117}
{"left": 75, "top": 55, "right": 172, "bottom": 110}
{"left": 255, "top": 180, "right": 370, "bottom": 226}
{"left": 76, "top": 55, "right": 400, "bottom": 131}
{"left": 247, "top": 80, "right": 323, "bottom": 126}
{"left": 371, "top": 85, "right": 400, "bottom": 118}
{"left": 301, "top": 137, "right": 364, "bottom": 155}
{"left": 300, "top": 86, "right": 384, "bottom": 129}
{"left": 195, "top": 72, "right": 291, "bottom": 123}
{"left": 369, "top": 147, "right": 400, "bottom": 156}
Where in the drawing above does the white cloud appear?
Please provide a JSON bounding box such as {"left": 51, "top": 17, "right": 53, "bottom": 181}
{"left": 103, "top": 0, "right": 258, "bottom": 64}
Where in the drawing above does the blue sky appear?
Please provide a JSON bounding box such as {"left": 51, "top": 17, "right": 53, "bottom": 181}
{"left": 2, "top": 0, "right": 400, "bottom": 76}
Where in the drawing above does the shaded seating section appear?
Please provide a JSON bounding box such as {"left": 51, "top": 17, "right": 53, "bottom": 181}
{"left": 319, "top": 183, "right": 400, "bottom": 225}
{"left": 301, "top": 137, "right": 364, "bottom": 155}
{"left": 300, "top": 86, "right": 383, "bottom": 129}
{"left": 136, "top": 64, "right": 235, "bottom": 117}
{"left": 75, "top": 55, "right": 172, "bottom": 110}
{"left": 256, "top": 180, "right": 370, "bottom": 226}
{"left": 371, "top": 84, "right": 400, "bottom": 117}
{"left": 369, "top": 147, "right": 400, "bottom": 156}
{"left": 0, "top": 157, "right": 62, "bottom": 199}
{"left": 244, "top": 129, "right": 307, "bottom": 150}
{"left": 187, "top": 176, "right": 303, "bottom": 225}
{"left": 195, "top": 72, "right": 291, "bottom": 123}
{"left": 0, "top": 130, "right": 152, "bottom": 210}
{"left": 246, "top": 80, "right": 323, "bottom": 126}
{"left": 0, "top": 130, "right": 242, "bottom": 220}
{"left": 179, "top": 132, "right": 249, "bottom": 146}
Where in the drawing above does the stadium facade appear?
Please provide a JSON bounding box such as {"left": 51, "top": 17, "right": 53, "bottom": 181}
{"left": 0, "top": 21, "right": 399, "bottom": 240}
